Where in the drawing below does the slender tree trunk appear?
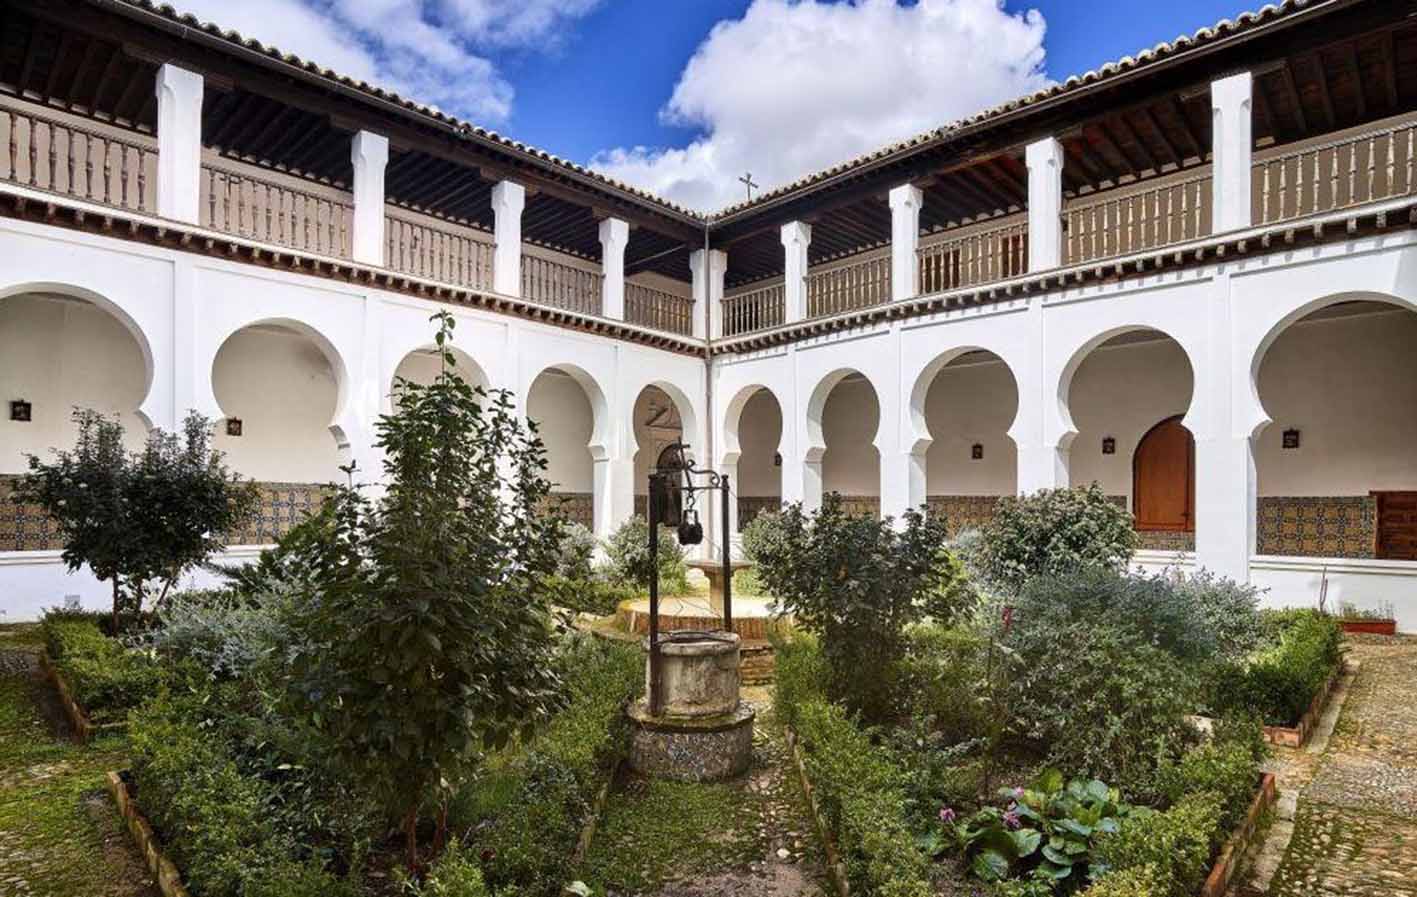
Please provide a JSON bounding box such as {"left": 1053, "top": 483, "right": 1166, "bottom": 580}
{"left": 110, "top": 579, "right": 120, "bottom": 633}
{"left": 404, "top": 806, "right": 419, "bottom": 875}
{"left": 432, "top": 799, "right": 449, "bottom": 859}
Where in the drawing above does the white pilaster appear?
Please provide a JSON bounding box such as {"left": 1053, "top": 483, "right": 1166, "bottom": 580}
{"left": 888, "top": 185, "right": 923, "bottom": 301}
{"left": 491, "top": 180, "right": 526, "bottom": 296}
{"left": 154, "top": 64, "right": 204, "bottom": 224}
{"left": 598, "top": 217, "right": 629, "bottom": 320}
{"left": 1025, "top": 138, "right": 1065, "bottom": 272}
{"left": 1211, "top": 72, "right": 1254, "bottom": 233}
{"left": 1012, "top": 296, "right": 1068, "bottom": 494}
{"left": 691, "top": 248, "right": 727, "bottom": 339}
{"left": 350, "top": 131, "right": 389, "bottom": 266}
{"left": 781, "top": 221, "right": 812, "bottom": 322}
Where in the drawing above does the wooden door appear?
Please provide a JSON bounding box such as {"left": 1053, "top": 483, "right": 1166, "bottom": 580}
{"left": 1375, "top": 491, "right": 1417, "bottom": 560}
{"left": 1133, "top": 416, "right": 1195, "bottom": 532}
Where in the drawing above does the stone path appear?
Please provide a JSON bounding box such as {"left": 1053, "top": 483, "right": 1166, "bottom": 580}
{"left": 0, "top": 626, "right": 156, "bottom": 897}
{"left": 1235, "top": 635, "right": 1417, "bottom": 897}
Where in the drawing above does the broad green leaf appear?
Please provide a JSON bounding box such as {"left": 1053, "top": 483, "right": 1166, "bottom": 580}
{"left": 972, "top": 849, "right": 1010, "bottom": 882}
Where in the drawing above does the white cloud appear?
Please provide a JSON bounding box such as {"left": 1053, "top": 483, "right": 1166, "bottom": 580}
{"left": 590, "top": 0, "right": 1051, "bottom": 212}
{"left": 166, "top": 0, "right": 604, "bottom": 123}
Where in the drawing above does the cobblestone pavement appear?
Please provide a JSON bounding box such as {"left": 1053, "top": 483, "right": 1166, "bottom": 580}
{"left": 1239, "top": 635, "right": 1417, "bottom": 897}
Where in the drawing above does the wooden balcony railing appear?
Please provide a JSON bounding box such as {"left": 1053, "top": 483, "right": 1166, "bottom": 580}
{"left": 806, "top": 253, "right": 891, "bottom": 317}
{"left": 1063, "top": 173, "right": 1211, "bottom": 266}
{"left": 0, "top": 103, "right": 156, "bottom": 212}
{"left": 385, "top": 210, "right": 494, "bottom": 290}
{"left": 1253, "top": 119, "right": 1417, "bottom": 226}
{"left": 625, "top": 282, "right": 695, "bottom": 335}
{"left": 723, "top": 281, "right": 786, "bottom": 336}
{"left": 201, "top": 162, "right": 353, "bottom": 258}
{"left": 918, "top": 218, "right": 1028, "bottom": 294}
{"left": 521, "top": 253, "right": 602, "bottom": 316}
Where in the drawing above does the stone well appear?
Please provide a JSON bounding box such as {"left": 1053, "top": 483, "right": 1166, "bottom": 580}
{"left": 627, "top": 630, "right": 755, "bottom": 782}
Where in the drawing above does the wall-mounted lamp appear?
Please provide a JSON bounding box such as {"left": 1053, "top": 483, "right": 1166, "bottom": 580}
{"left": 773, "top": 451, "right": 782, "bottom": 467}
{"left": 1102, "top": 436, "right": 1116, "bottom": 455}
{"left": 1282, "top": 428, "right": 1301, "bottom": 450}
{"left": 9, "top": 399, "right": 31, "bottom": 422}
{"left": 971, "top": 443, "right": 984, "bottom": 461}
{"left": 226, "top": 418, "right": 244, "bottom": 437}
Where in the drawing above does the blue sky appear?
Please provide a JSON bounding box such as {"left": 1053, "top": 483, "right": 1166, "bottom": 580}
{"left": 171, "top": 0, "right": 1253, "bottom": 210}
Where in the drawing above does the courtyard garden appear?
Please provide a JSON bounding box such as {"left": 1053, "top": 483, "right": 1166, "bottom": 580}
{"left": 0, "top": 310, "right": 1402, "bottom": 897}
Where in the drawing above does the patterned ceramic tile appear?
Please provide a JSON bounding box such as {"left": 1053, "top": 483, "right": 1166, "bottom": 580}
{"left": 1257, "top": 496, "right": 1376, "bottom": 558}
{"left": 925, "top": 495, "right": 1005, "bottom": 535}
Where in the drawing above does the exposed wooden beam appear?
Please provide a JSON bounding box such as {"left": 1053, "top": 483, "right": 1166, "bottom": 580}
{"left": 1344, "top": 42, "right": 1367, "bottom": 122}
{"left": 92, "top": 44, "right": 126, "bottom": 112}
{"left": 1168, "top": 96, "right": 1205, "bottom": 160}
{"left": 17, "top": 15, "right": 41, "bottom": 95}
{"left": 1106, "top": 116, "right": 1157, "bottom": 173}
{"left": 112, "top": 66, "right": 149, "bottom": 123}
{"left": 1066, "top": 135, "right": 1110, "bottom": 184}
{"left": 247, "top": 106, "right": 301, "bottom": 154}
{"left": 43, "top": 29, "right": 73, "bottom": 100}
{"left": 1310, "top": 50, "right": 1337, "bottom": 130}
{"left": 1138, "top": 107, "right": 1181, "bottom": 168}
{"left": 1380, "top": 31, "right": 1400, "bottom": 110}
{"left": 1252, "top": 75, "right": 1282, "bottom": 141}
{"left": 1278, "top": 60, "right": 1309, "bottom": 134}
{"left": 66, "top": 37, "right": 102, "bottom": 110}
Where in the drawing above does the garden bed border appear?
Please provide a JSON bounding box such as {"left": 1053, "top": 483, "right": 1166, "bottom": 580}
{"left": 1198, "top": 772, "right": 1277, "bottom": 897}
{"left": 1261, "top": 660, "right": 1346, "bottom": 748}
{"left": 1338, "top": 619, "right": 1397, "bottom": 636}
{"left": 39, "top": 649, "right": 123, "bottom": 742}
{"left": 783, "top": 726, "right": 850, "bottom": 897}
{"left": 107, "top": 771, "right": 192, "bottom": 897}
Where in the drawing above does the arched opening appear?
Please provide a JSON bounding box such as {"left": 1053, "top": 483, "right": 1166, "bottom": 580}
{"left": 212, "top": 323, "right": 346, "bottom": 484}
{"left": 817, "top": 372, "right": 881, "bottom": 517}
{"left": 734, "top": 388, "right": 784, "bottom": 529}
{"left": 0, "top": 291, "right": 151, "bottom": 551}
{"left": 1133, "top": 415, "right": 1195, "bottom": 533}
{"left": 527, "top": 367, "right": 598, "bottom": 531}
{"left": 1065, "top": 329, "right": 1195, "bottom": 551}
{"left": 632, "top": 385, "right": 685, "bottom": 518}
{"left": 1255, "top": 299, "right": 1417, "bottom": 560}
{"left": 919, "top": 349, "right": 1019, "bottom": 534}
{"left": 390, "top": 345, "right": 488, "bottom": 406}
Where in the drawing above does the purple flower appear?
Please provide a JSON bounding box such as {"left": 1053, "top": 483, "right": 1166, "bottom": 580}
{"left": 938, "top": 806, "right": 956, "bottom": 824}
{"left": 1012, "top": 787, "right": 1025, "bottom": 800}
{"left": 1003, "top": 811, "right": 1022, "bottom": 830}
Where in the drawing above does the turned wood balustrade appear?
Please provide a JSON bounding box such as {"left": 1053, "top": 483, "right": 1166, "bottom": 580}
{"left": 625, "top": 282, "right": 695, "bottom": 335}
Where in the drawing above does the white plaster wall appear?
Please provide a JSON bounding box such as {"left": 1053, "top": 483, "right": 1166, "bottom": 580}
{"left": 737, "top": 388, "right": 783, "bottom": 497}
{"left": 821, "top": 376, "right": 880, "bottom": 496}
{"left": 528, "top": 369, "right": 594, "bottom": 493}
{"left": 632, "top": 386, "right": 682, "bottom": 493}
{"left": 0, "top": 294, "right": 148, "bottom": 472}
{"left": 922, "top": 355, "right": 1018, "bottom": 494}
{"left": 212, "top": 327, "right": 345, "bottom": 483}
{"left": 1255, "top": 308, "right": 1417, "bottom": 495}
{"left": 1067, "top": 336, "right": 1194, "bottom": 501}
{"left": 391, "top": 348, "right": 489, "bottom": 395}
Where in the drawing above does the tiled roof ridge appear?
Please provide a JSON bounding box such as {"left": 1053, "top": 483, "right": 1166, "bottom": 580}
{"left": 108, "top": 0, "right": 1323, "bottom": 224}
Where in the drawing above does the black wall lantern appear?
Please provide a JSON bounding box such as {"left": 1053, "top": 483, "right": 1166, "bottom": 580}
{"left": 1282, "top": 428, "right": 1301, "bottom": 450}
{"left": 1102, "top": 436, "right": 1116, "bottom": 455}
{"left": 971, "top": 443, "right": 984, "bottom": 461}
{"left": 226, "top": 418, "right": 244, "bottom": 437}
{"left": 9, "top": 399, "right": 31, "bottom": 422}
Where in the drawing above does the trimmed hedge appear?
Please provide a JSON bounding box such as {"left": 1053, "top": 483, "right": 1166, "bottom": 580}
{"left": 770, "top": 630, "right": 829, "bottom": 732}
{"left": 793, "top": 699, "right": 931, "bottom": 897}
{"left": 455, "top": 635, "right": 642, "bottom": 897}
{"left": 1211, "top": 609, "right": 1343, "bottom": 726}
{"left": 42, "top": 617, "right": 162, "bottom": 724}
{"left": 1093, "top": 791, "right": 1222, "bottom": 897}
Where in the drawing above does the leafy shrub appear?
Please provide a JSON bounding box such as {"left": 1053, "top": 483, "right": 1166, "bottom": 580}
{"left": 604, "top": 515, "right": 689, "bottom": 593}
{"left": 1210, "top": 609, "right": 1343, "bottom": 726}
{"left": 1079, "top": 865, "right": 1163, "bottom": 897}
{"left": 975, "top": 485, "right": 1136, "bottom": 595}
{"left": 246, "top": 863, "right": 359, "bottom": 897}
{"left": 210, "top": 502, "right": 337, "bottom": 595}
{"left": 1092, "top": 791, "right": 1222, "bottom": 897}
{"left": 545, "top": 574, "right": 639, "bottom": 617}
{"left": 142, "top": 589, "right": 293, "bottom": 679}
{"left": 793, "top": 699, "right": 931, "bottom": 897}
{"left": 769, "top": 630, "right": 829, "bottom": 731}
{"left": 1170, "top": 570, "right": 1265, "bottom": 664}
{"left": 555, "top": 523, "right": 599, "bottom": 581}
{"left": 457, "top": 635, "right": 642, "bottom": 897}
{"left": 740, "top": 510, "right": 789, "bottom": 564}
{"left": 896, "top": 624, "right": 989, "bottom": 745}
{"left": 41, "top": 617, "right": 162, "bottom": 723}
{"left": 401, "top": 844, "right": 490, "bottom": 897}
{"left": 751, "top": 496, "right": 962, "bottom": 723}
{"left": 1156, "top": 738, "right": 1260, "bottom": 836}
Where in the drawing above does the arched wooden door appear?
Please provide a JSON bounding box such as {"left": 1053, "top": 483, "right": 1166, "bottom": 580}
{"left": 1133, "top": 416, "right": 1195, "bottom": 532}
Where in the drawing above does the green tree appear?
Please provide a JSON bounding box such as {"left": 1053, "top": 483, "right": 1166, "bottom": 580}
{"left": 17, "top": 408, "right": 257, "bottom": 629}
{"left": 974, "top": 484, "right": 1137, "bottom": 595}
{"left": 284, "top": 312, "right": 566, "bottom": 872}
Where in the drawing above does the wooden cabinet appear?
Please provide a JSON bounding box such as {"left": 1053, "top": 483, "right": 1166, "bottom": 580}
{"left": 1375, "top": 491, "right": 1417, "bottom": 560}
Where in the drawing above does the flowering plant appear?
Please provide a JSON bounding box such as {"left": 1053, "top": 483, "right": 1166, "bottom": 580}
{"left": 937, "top": 768, "right": 1134, "bottom": 891}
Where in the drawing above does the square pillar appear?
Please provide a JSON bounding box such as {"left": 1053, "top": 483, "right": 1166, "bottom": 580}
{"left": 598, "top": 217, "right": 629, "bottom": 319}
{"left": 350, "top": 131, "right": 389, "bottom": 266}
{"left": 888, "top": 184, "right": 923, "bottom": 301}
{"left": 491, "top": 180, "right": 525, "bottom": 296}
{"left": 1025, "top": 138, "right": 1065, "bottom": 271}
{"left": 1211, "top": 72, "right": 1254, "bottom": 233}
{"left": 691, "top": 248, "right": 727, "bottom": 339}
{"left": 781, "top": 221, "right": 812, "bottom": 322}
{"left": 155, "top": 64, "right": 204, "bottom": 224}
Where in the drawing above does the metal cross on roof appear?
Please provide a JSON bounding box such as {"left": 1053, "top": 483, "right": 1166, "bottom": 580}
{"left": 738, "top": 172, "right": 759, "bottom": 201}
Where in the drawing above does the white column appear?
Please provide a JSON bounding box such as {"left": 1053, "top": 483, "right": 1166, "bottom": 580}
{"left": 800, "top": 448, "right": 824, "bottom": 514}
{"left": 781, "top": 221, "right": 812, "bottom": 322}
{"left": 691, "top": 248, "right": 727, "bottom": 339}
{"left": 598, "top": 217, "right": 629, "bottom": 320}
{"left": 881, "top": 449, "right": 927, "bottom": 525}
{"left": 349, "top": 131, "right": 389, "bottom": 266}
{"left": 1012, "top": 297, "right": 1068, "bottom": 494}
{"left": 154, "top": 64, "right": 204, "bottom": 224}
{"left": 491, "top": 180, "right": 526, "bottom": 296}
{"left": 888, "top": 185, "right": 923, "bottom": 301}
{"left": 1194, "top": 273, "right": 1255, "bottom": 580}
{"left": 1025, "top": 138, "right": 1065, "bottom": 272}
{"left": 1211, "top": 72, "right": 1254, "bottom": 233}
